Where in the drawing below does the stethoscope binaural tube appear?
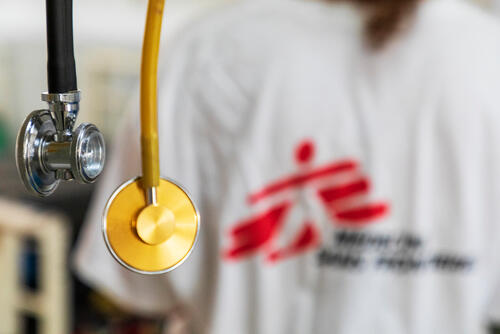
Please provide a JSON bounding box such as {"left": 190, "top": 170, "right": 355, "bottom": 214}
{"left": 140, "top": 0, "right": 163, "bottom": 203}
{"left": 15, "top": 0, "right": 106, "bottom": 197}
{"left": 46, "top": 0, "right": 77, "bottom": 94}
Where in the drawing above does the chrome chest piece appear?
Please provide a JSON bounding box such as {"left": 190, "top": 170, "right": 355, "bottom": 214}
{"left": 16, "top": 91, "right": 105, "bottom": 197}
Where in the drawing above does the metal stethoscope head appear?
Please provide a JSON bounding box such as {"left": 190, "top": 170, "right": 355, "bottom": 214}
{"left": 16, "top": 91, "right": 106, "bottom": 197}
{"left": 15, "top": 0, "right": 106, "bottom": 197}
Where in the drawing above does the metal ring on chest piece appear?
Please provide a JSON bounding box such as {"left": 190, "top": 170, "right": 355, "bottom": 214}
{"left": 16, "top": 109, "right": 60, "bottom": 197}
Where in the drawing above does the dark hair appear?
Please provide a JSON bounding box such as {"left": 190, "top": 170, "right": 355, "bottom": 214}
{"left": 328, "top": 0, "right": 419, "bottom": 48}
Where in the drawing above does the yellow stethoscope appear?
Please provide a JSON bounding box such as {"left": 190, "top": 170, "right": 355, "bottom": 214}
{"left": 102, "top": 0, "right": 200, "bottom": 274}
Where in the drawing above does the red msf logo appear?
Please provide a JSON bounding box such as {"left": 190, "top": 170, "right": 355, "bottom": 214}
{"left": 223, "top": 140, "right": 390, "bottom": 263}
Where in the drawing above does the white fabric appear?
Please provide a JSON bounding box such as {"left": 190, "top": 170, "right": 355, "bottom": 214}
{"left": 74, "top": 0, "right": 500, "bottom": 333}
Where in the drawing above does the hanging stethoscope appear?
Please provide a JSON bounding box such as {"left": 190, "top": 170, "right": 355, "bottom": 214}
{"left": 16, "top": 0, "right": 105, "bottom": 196}
{"left": 16, "top": 0, "right": 199, "bottom": 275}
{"left": 102, "top": 0, "right": 199, "bottom": 275}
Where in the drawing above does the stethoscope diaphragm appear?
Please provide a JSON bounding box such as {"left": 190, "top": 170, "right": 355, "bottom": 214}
{"left": 103, "top": 177, "right": 199, "bottom": 274}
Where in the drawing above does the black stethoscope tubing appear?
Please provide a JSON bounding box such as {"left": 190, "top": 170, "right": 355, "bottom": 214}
{"left": 45, "top": 0, "right": 77, "bottom": 93}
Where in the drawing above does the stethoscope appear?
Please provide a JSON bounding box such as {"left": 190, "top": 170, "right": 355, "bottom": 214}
{"left": 16, "top": 0, "right": 199, "bottom": 275}
{"left": 16, "top": 0, "right": 105, "bottom": 196}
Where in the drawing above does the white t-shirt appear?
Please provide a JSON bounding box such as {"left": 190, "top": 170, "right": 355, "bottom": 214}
{"left": 74, "top": 0, "right": 500, "bottom": 333}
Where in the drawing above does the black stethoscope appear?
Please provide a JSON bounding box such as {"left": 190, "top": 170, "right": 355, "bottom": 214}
{"left": 16, "top": 0, "right": 105, "bottom": 196}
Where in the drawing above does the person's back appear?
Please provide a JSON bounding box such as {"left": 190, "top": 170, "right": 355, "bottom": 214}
{"left": 74, "top": 0, "right": 500, "bottom": 333}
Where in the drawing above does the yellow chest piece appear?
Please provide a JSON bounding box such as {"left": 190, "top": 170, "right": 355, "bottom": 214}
{"left": 103, "top": 177, "right": 199, "bottom": 274}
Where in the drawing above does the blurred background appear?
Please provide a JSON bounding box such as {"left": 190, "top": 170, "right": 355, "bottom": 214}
{"left": 0, "top": 0, "right": 499, "bottom": 333}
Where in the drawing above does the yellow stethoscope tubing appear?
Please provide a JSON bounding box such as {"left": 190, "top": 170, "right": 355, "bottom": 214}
{"left": 140, "top": 0, "right": 164, "bottom": 189}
